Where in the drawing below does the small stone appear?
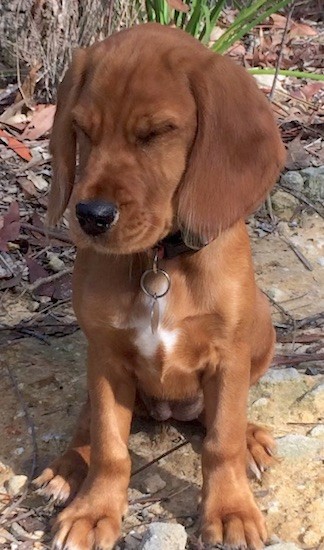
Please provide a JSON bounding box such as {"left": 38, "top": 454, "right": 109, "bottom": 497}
{"left": 33, "top": 530, "right": 44, "bottom": 539}
{"left": 267, "top": 501, "right": 280, "bottom": 514}
{"left": 124, "top": 531, "right": 142, "bottom": 549}
{"left": 5, "top": 475, "right": 28, "bottom": 497}
{"left": 309, "top": 424, "right": 324, "bottom": 438}
{"left": 261, "top": 368, "right": 301, "bottom": 384}
{"left": 13, "top": 447, "right": 24, "bottom": 456}
{"left": 267, "top": 287, "right": 287, "bottom": 302}
{"left": 317, "top": 257, "right": 324, "bottom": 267}
{"left": 27, "top": 301, "right": 39, "bottom": 312}
{"left": 305, "top": 365, "right": 318, "bottom": 376}
{"left": 252, "top": 397, "right": 269, "bottom": 407}
{"left": 271, "top": 190, "right": 299, "bottom": 221}
{"left": 139, "top": 522, "right": 187, "bottom": 550}
{"left": 47, "top": 252, "right": 65, "bottom": 272}
{"left": 141, "top": 473, "right": 166, "bottom": 494}
{"left": 266, "top": 544, "right": 302, "bottom": 550}
{"left": 276, "top": 434, "right": 322, "bottom": 458}
{"left": 268, "top": 534, "right": 281, "bottom": 544}
{"left": 281, "top": 171, "right": 304, "bottom": 191}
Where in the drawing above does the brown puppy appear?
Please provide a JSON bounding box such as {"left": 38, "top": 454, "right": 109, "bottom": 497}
{"left": 35, "top": 23, "right": 285, "bottom": 550}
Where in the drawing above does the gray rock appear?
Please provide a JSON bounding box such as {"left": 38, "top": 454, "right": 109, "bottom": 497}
{"left": 139, "top": 522, "right": 187, "bottom": 550}
{"left": 141, "top": 473, "right": 166, "bottom": 494}
{"left": 300, "top": 167, "right": 324, "bottom": 199}
{"left": 298, "top": 383, "right": 324, "bottom": 414}
{"left": 300, "top": 166, "right": 324, "bottom": 177}
{"left": 281, "top": 171, "right": 304, "bottom": 191}
{"left": 271, "top": 190, "right": 299, "bottom": 221}
{"left": 308, "top": 174, "right": 324, "bottom": 199}
{"left": 5, "top": 475, "right": 28, "bottom": 497}
{"left": 124, "top": 531, "right": 142, "bottom": 549}
{"left": 261, "top": 368, "right": 301, "bottom": 384}
{"left": 266, "top": 544, "right": 302, "bottom": 550}
{"left": 276, "top": 434, "right": 323, "bottom": 458}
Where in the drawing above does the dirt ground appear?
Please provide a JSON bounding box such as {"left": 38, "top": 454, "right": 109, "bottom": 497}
{"left": 0, "top": 210, "right": 323, "bottom": 549}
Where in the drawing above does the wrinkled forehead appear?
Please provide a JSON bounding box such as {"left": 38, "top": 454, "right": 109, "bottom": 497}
{"left": 77, "top": 42, "right": 194, "bottom": 126}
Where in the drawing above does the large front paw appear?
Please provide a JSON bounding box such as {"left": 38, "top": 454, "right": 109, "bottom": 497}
{"left": 52, "top": 492, "right": 126, "bottom": 550}
{"left": 201, "top": 485, "right": 267, "bottom": 549}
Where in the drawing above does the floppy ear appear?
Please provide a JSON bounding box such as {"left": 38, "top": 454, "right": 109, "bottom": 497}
{"left": 178, "top": 53, "right": 286, "bottom": 239}
{"left": 47, "top": 49, "right": 87, "bottom": 226}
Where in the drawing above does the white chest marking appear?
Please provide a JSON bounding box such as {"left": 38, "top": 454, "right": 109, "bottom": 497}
{"left": 132, "top": 295, "right": 178, "bottom": 359}
{"left": 135, "top": 325, "right": 179, "bottom": 359}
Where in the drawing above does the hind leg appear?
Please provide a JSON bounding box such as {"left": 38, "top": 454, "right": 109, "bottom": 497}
{"left": 247, "top": 289, "right": 277, "bottom": 479}
{"left": 34, "top": 399, "right": 90, "bottom": 505}
{"left": 250, "top": 288, "right": 276, "bottom": 386}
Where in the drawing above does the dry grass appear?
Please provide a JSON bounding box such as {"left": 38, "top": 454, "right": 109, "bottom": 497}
{"left": 1, "top": 0, "right": 144, "bottom": 100}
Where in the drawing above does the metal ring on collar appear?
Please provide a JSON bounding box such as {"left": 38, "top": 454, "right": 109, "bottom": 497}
{"left": 140, "top": 268, "right": 171, "bottom": 299}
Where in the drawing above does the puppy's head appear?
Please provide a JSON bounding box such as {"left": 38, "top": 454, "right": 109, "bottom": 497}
{"left": 48, "top": 24, "right": 285, "bottom": 254}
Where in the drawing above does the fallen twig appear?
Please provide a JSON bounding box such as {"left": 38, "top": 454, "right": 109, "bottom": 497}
{"left": 131, "top": 440, "right": 189, "bottom": 477}
{"left": 279, "top": 234, "right": 313, "bottom": 271}
{"left": 263, "top": 290, "right": 297, "bottom": 328}
{"left": 273, "top": 352, "right": 324, "bottom": 366}
{"left": 296, "top": 312, "right": 324, "bottom": 329}
{"left": 21, "top": 222, "right": 73, "bottom": 245}
{"left": 26, "top": 267, "right": 72, "bottom": 294}
{"left": 130, "top": 483, "right": 191, "bottom": 506}
{"left": 277, "top": 332, "right": 323, "bottom": 344}
{"left": 0, "top": 321, "right": 79, "bottom": 332}
{"left": 269, "top": 2, "right": 295, "bottom": 101}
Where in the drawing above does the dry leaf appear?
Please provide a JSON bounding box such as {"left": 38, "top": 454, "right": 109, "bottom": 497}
{"left": 286, "top": 138, "right": 312, "bottom": 170}
{"left": 289, "top": 22, "right": 317, "bottom": 38}
{"left": 270, "top": 14, "right": 288, "bottom": 28}
{"left": 0, "top": 202, "right": 21, "bottom": 251}
{"left": 26, "top": 257, "right": 54, "bottom": 297}
{"left": 166, "top": 0, "right": 189, "bottom": 12}
{"left": 17, "top": 177, "right": 38, "bottom": 198}
{"left": 26, "top": 171, "right": 48, "bottom": 191}
{"left": 301, "top": 82, "right": 324, "bottom": 101}
{"left": 21, "top": 104, "right": 56, "bottom": 140}
{"left": 15, "top": 63, "right": 42, "bottom": 105}
{"left": 227, "top": 42, "right": 246, "bottom": 57}
{"left": 0, "top": 129, "right": 32, "bottom": 161}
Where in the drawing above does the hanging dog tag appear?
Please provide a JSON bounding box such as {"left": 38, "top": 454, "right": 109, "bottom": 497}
{"left": 140, "top": 251, "right": 171, "bottom": 335}
{"left": 150, "top": 296, "right": 160, "bottom": 334}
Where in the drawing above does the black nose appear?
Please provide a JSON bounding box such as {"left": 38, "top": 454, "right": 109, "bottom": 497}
{"left": 75, "top": 200, "right": 119, "bottom": 236}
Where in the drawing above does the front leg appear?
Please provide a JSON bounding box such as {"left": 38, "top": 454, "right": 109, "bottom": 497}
{"left": 53, "top": 344, "right": 135, "bottom": 550}
{"left": 201, "top": 344, "right": 267, "bottom": 549}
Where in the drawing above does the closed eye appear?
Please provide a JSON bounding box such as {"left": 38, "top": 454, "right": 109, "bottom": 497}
{"left": 136, "top": 123, "right": 177, "bottom": 145}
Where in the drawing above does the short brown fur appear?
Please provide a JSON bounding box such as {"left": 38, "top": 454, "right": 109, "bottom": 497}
{"left": 35, "top": 23, "right": 286, "bottom": 550}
